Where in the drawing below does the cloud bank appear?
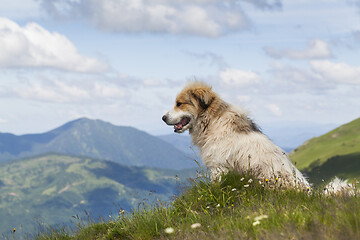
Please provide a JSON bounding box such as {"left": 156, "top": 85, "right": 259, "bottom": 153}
{"left": 38, "top": 0, "right": 282, "bottom": 37}
{"left": 0, "top": 17, "right": 109, "bottom": 72}
{"left": 264, "top": 39, "right": 332, "bottom": 60}
{"left": 3, "top": 74, "right": 128, "bottom": 103}
{"left": 220, "top": 68, "right": 261, "bottom": 87}
{"left": 310, "top": 60, "right": 360, "bottom": 85}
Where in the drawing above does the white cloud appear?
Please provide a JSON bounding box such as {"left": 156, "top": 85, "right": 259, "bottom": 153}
{"left": 11, "top": 80, "right": 89, "bottom": 103}
{"left": 264, "top": 39, "right": 332, "bottom": 60}
{"left": 0, "top": 17, "right": 109, "bottom": 72}
{"left": 266, "top": 104, "right": 282, "bottom": 116}
{"left": 271, "top": 64, "right": 325, "bottom": 86}
{"left": 6, "top": 77, "right": 127, "bottom": 103}
{"left": 243, "top": 0, "right": 282, "bottom": 9}
{"left": 93, "top": 82, "right": 127, "bottom": 98}
{"left": 237, "top": 95, "right": 251, "bottom": 103}
{"left": 269, "top": 63, "right": 332, "bottom": 93}
{"left": 142, "top": 79, "right": 163, "bottom": 87}
{"left": 220, "top": 68, "right": 261, "bottom": 87}
{"left": 186, "top": 51, "right": 228, "bottom": 70}
{"left": 266, "top": 60, "right": 360, "bottom": 96}
{"left": 38, "top": 0, "right": 281, "bottom": 37}
{"left": 0, "top": 117, "right": 7, "bottom": 124}
{"left": 310, "top": 60, "right": 360, "bottom": 85}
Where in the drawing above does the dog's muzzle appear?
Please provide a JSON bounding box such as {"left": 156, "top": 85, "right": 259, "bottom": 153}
{"left": 162, "top": 114, "right": 191, "bottom": 133}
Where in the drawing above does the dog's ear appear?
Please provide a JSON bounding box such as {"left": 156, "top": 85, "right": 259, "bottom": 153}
{"left": 191, "top": 88, "right": 214, "bottom": 109}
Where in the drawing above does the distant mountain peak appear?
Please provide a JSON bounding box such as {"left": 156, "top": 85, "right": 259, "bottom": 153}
{"left": 49, "top": 117, "right": 108, "bottom": 133}
{"left": 60, "top": 117, "right": 98, "bottom": 125}
{"left": 0, "top": 118, "right": 195, "bottom": 169}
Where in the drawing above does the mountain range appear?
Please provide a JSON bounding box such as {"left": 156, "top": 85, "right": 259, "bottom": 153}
{"left": 0, "top": 118, "right": 200, "bottom": 237}
{"left": 0, "top": 118, "right": 197, "bottom": 170}
{"left": 0, "top": 154, "right": 197, "bottom": 237}
{"left": 1, "top": 116, "right": 360, "bottom": 237}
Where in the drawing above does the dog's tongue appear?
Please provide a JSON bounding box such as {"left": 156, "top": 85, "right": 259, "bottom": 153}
{"left": 174, "top": 122, "right": 183, "bottom": 130}
{"left": 174, "top": 117, "right": 189, "bottom": 130}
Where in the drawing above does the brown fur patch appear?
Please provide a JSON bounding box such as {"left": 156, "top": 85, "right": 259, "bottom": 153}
{"left": 178, "top": 82, "right": 258, "bottom": 134}
{"left": 233, "top": 114, "right": 261, "bottom": 133}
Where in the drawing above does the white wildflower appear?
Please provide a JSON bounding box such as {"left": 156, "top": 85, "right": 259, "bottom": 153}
{"left": 231, "top": 188, "right": 237, "bottom": 191}
{"left": 244, "top": 184, "right": 249, "bottom": 188}
{"left": 248, "top": 179, "right": 253, "bottom": 183}
{"left": 191, "top": 223, "right": 201, "bottom": 229}
{"left": 252, "top": 220, "right": 261, "bottom": 226}
{"left": 240, "top": 177, "right": 245, "bottom": 181}
{"left": 254, "top": 215, "right": 268, "bottom": 221}
{"left": 164, "top": 227, "right": 174, "bottom": 234}
{"left": 216, "top": 204, "right": 220, "bottom": 207}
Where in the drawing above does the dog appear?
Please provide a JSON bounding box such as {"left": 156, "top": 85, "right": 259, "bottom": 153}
{"left": 162, "top": 81, "right": 310, "bottom": 189}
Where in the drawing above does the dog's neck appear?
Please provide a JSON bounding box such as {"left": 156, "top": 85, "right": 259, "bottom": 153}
{"left": 189, "top": 100, "right": 261, "bottom": 149}
{"left": 189, "top": 99, "right": 229, "bottom": 146}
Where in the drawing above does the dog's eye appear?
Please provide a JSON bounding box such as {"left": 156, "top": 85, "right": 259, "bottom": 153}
{"left": 176, "top": 102, "right": 182, "bottom": 107}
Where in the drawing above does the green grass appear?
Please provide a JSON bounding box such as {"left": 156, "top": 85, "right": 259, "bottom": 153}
{"left": 32, "top": 172, "right": 360, "bottom": 240}
{"left": 306, "top": 152, "right": 360, "bottom": 185}
{"left": 290, "top": 117, "right": 360, "bottom": 171}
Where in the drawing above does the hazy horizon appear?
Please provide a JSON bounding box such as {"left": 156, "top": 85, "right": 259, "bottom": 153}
{"left": 1, "top": 0, "right": 359, "bottom": 137}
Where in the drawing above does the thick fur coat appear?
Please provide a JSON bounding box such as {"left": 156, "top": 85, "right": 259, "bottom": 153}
{"left": 163, "top": 82, "right": 310, "bottom": 189}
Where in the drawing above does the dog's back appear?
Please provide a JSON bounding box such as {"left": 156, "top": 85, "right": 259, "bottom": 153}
{"left": 192, "top": 103, "right": 310, "bottom": 188}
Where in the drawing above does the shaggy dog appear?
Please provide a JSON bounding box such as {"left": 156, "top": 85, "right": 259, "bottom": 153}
{"left": 162, "top": 81, "right": 310, "bottom": 189}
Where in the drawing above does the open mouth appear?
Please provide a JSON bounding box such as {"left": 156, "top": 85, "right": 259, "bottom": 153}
{"left": 174, "top": 117, "right": 191, "bottom": 132}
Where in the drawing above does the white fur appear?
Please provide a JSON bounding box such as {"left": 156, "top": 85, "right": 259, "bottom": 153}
{"left": 325, "top": 177, "right": 355, "bottom": 195}
{"left": 191, "top": 105, "right": 310, "bottom": 188}
{"left": 165, "top": 108, "right": 187, "bottom": 124}
{"left": 163, "top": 82, "right": 356, "bottom": 194}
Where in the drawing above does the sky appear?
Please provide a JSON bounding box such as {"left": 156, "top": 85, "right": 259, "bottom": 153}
{"left": 0, "top": 0, "right": 360, "bottom": 136}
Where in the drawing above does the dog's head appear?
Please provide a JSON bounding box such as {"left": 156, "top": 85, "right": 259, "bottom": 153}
{"left": 162, "top": 81, "right": 215, "bottom": 133}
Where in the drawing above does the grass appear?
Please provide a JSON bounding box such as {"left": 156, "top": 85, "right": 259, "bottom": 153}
{"left": 305, "top": 152, "right": 360, "bottom": 185}
{"left": 31, "top": 171, "right": 360, "bottom": 240}
{"left": 290, "top": 117, "right": 360, "bottom": 170}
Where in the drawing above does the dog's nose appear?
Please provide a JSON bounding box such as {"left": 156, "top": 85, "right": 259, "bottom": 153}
{"left": 162, "top": 115, "right": 167, "bottom": 123}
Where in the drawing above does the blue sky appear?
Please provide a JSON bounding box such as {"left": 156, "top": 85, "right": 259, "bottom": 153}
{"left": 0, "top": 0, "right": 360, "bottom": 136}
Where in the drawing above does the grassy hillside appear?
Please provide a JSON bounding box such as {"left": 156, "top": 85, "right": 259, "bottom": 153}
{"left": 305, "top": 152, "right": 360, "bottom": 185}
{"left": 290, "top": 117, "right": 360, "bottom": 183}
{"left": 34, "top": 172, "right": 360, "bottom": 240}
{"left": 0, "top": 154, "right": 196, "bottom": 238}
{"left": 0, "top": 118, "right": 196, "bottom": 169}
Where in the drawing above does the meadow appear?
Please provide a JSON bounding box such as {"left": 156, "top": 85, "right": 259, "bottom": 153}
{"left": 31, "top": 171, "right": 360, "bottom": 240}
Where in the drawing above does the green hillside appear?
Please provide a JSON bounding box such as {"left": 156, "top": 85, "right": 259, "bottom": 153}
{"left": 290, "top": 117, "right": 360, "bottom": 184}
{"left": 0, "top": 154, "right": 196, "bottom": 237}
{"left": 0, "top": 118, "right": 196, "bottom": 169}
{"left": 35, "top": 172, "right": 360, "bottom": 240}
